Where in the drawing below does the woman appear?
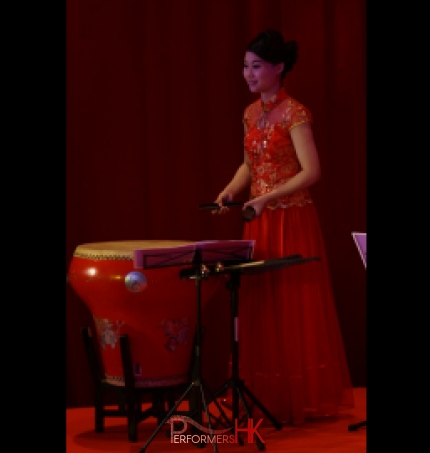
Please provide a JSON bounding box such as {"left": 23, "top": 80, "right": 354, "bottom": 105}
{"left": 213, "top": 29, "right": 354, "bottom": 424}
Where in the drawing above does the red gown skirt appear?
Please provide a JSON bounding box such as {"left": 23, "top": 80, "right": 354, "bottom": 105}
{"left": 238, "top": 203, "right": 355, "bottom": 425}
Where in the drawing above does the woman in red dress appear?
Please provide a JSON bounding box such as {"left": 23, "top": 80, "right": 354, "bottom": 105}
{"left": 213, "top": 29, "right": 354, "bottom": 425}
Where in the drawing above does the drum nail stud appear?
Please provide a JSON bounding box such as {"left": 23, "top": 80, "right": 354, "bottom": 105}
{"left": 124, "top": 271, "right": 147, "bottom": 292}
{"left": 215, "top": 262, "right": 224, "bottom": 272}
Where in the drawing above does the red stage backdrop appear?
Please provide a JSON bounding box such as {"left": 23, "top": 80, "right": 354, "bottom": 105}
{"left": 66, "top": 0, "right": 366, "bottom": 407}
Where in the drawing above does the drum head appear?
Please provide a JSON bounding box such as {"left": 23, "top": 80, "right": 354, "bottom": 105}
{"left": 74, "top": 240, "right": 195, "bottom": 259}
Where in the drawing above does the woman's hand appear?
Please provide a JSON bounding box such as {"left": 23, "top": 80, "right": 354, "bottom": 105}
{"left": 212, "top": 191, "right": 234, "bottom": 215}
{"left": 243, "top": 195, "right": 269, "bottom": 218}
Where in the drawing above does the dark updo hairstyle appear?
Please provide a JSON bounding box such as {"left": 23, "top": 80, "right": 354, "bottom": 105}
{"left": 246, "top": 29, "right": 298, "bottom": 80}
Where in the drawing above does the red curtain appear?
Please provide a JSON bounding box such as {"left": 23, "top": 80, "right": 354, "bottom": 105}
{"left": 66, "top": 0, "right": 366, "bottom": 407}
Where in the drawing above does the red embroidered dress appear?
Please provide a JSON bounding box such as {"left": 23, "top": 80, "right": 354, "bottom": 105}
{"left": 238, "top": 87, "right": 354, "bottom": 424}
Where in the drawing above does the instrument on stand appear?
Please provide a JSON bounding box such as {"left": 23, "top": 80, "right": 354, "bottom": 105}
{"left": 68, "top": 238, "right": 319, "bottom": 451}
{"left": 67, "top": 240, "right": 221, "bottom": 389}
{"left": 137, "top": 240, "right": 255, "bottom": 453}
{"left": 201, "top": 255, "right": 320, "bottom": 451}
{"left": 136, "top": 242, "right": 318, "bottom": 452}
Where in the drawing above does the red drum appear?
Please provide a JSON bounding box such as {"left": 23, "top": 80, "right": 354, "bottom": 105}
{"left": 67, "top": 240, "right": 221, "bottom": 388}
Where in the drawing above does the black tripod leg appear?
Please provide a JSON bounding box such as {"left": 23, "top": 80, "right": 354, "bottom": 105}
{"left": 195, "top": 382, "right": 234, "bottom": 429}
{"left": 139, "top": 381, "right": 194, "bottom": 453}
{"left": 207, "top": 400, "right": 233, "bottom": 429}
{"left": 241, "top": 384, "right": 283, "bottom": 430}
{"left": 348, "top": 420, "right": 366, "bottom": 431}
{"left": 234, "top": 386, "right": 265, "bottom": 451}
{"left": 198, "top": 384, "right": 219, "bottom": 452}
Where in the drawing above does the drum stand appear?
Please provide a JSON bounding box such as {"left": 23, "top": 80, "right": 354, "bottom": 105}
{"left": 139, "top": 249, "right": 232, "bottom": 453}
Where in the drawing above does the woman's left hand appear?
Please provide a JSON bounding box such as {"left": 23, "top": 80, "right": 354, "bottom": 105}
{"left": 243, "top": 196, "right": 269, "bottom": 218}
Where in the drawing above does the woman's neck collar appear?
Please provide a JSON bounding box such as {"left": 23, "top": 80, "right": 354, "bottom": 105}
{"left": 260, "top": 86, "right": 286, "bottom": 110}
{"left": 260, "top": 85, "right": 284, "bottom": 104}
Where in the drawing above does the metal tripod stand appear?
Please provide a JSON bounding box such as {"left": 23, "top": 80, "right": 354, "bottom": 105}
{"left": 210, "top": 255, "right": 319, "bottom": 451}
{"left": 138, "top": 249, "right": 231, "bottom": 453}
{"left": 212, "top": 269, "right": 281, "bottom": 451}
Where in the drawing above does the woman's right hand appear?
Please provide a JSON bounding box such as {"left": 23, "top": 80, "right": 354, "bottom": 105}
{"left": 212, "top": 191, "right": 234, "bottom": 215}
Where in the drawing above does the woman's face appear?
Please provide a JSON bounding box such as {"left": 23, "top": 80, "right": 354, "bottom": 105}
{"left": 243, "top": 51, "right": 283, "bottom": 94}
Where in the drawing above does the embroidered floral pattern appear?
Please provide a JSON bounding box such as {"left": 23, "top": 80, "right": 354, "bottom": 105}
{"left": 94, "top": 317, "right": 124, "bottom": 349}
{"left": 159, "top": 318, "right": 189, "bottom": 352}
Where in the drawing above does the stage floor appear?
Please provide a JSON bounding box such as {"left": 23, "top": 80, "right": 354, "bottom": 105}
{"left": 66, "top": 387, "right": 366, "bottom": 453}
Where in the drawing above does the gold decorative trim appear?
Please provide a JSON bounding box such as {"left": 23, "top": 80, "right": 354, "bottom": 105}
{"left": 103, "top": 373, "right": 189, "bottom": 388}
{"left": 73, "top": 251, "right": 133, "bottom": 260}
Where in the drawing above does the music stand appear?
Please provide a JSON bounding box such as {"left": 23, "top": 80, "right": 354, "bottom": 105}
{"left": 134, "top": 240, "right": 255, "bottom": 452}
{"left": 205, "top": 255, "right": 320, "bottom": 451}
{"left": 348, "top": 232, "right": 366, "bottom": 432}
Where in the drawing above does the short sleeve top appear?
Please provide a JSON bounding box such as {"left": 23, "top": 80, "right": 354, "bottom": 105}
{"left": 243, "top": 87, "right": 314, "bottom": 209}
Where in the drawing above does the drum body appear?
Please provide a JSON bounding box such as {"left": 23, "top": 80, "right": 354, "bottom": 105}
{"left": 67, "top": 240, "right": 221, "bottom": 388}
